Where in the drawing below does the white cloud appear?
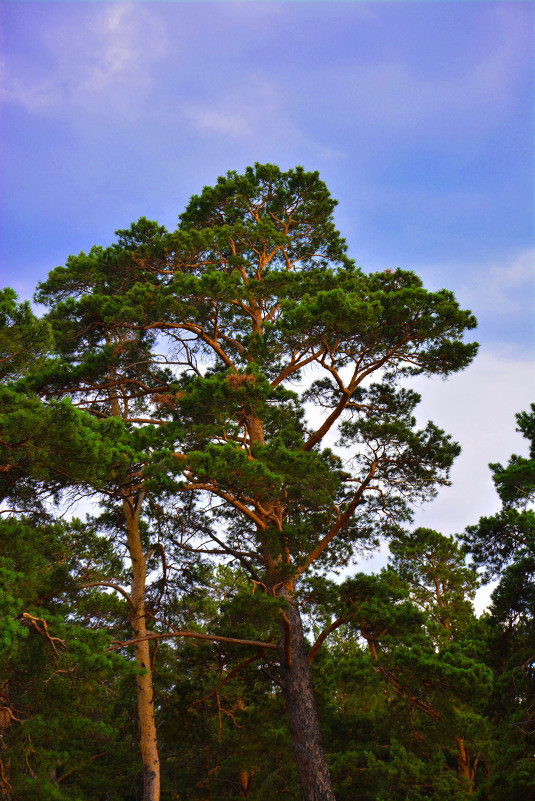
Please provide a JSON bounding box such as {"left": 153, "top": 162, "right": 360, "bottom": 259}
{"left": 418, "top": 248, "right": 535, "bottom": 330}
{"left": 460, "top": 248, "right": 535, "bottom": 317}
{"left": 183, "top": 75, "right": 281, "bottom": 142}
{"left": 181, "top": 74, "right": 341, "bottom": 166}
{"left": 4, "top": 3, "right": 168, "bottom": 115}
{"left": 354, "top": 348, "right": 533, "bottom": 613}
{"left": 185, "top": 106, "right": 256, "bottom": 141}
{"left": 305, "top": 344, "right": 533, "bottom": 540}
{"left": 410, "top": 349, "right": 534, "bottom": 535}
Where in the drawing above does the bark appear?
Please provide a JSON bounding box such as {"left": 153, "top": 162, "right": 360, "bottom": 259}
{"left": 247, "top": 362, "right": 335, "bottom": 798}
{"left": 454, "top": 737, "right": 473, "bottom": 795}
{"left": 237, "top": 769, "right": 252, "bottom": 797}
{"left": 277, "top": 600, "right": 336, "bottom": 801}
{"left": 107, "top": 369, "right": 160, "bottom": 800}
{"left": 124, "top": 500, "right": 160, "bottom": 801}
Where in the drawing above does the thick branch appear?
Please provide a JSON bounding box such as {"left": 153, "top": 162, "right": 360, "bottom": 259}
{"left": 307, "top": 616, "right": 350, "bottom": 664}
{"left": 302, "top": 389, "right": 350, "bottom": 451}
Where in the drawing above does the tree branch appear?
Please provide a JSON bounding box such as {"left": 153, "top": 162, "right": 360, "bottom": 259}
{"left": 297, "top": 460, "right": 378, "bottom": 575}
{"left": 307, "top": 616, "right": 350, "bottom": 664}
{"left": 78, "top": 581, "right": 135, "bottom": 611}
{"left": 107, "top": 630, "right": 278, "bottom": 651}
{"left": 186, "top": 654, "right": 262, "bottom": 710}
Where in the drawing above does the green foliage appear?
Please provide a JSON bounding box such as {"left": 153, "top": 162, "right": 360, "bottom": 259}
{"left": 389, "top": 528, "right": 479, "bottom": 643}
{"left": 465, "top": 405, "right": 535, "bottom": 575}
{"left": 462, "top": 405, "right": 535, "bottom": 800}
{"left": 0, "top": 516, "right": 139, "bottom": 799}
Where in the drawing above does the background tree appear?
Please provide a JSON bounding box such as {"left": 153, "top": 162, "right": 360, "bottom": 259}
{"left": 0, "top": 288, "right": 128, "bottom": 511}
{"left": 0, "top": 289, "right": 148, "bottom": 797}
{"left": 464, "top": 407, "right": 535, "bottom": 800}
{"left": 389, "top": 529, "right": 479, "bottom": 646}
{"left": 388, "top": 530, "right": 490, "bottom": 794}
{"left": 464, "top": 405, "right": 535, "bottom": 580}
{"left": 0, "top": 514, "right": 143, "bottom": 800}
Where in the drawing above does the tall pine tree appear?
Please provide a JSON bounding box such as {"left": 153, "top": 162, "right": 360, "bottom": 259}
{"left": 105, "top": 163, "right": 478, "bottom": 800}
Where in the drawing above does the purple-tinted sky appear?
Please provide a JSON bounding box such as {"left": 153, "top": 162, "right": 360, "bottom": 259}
{"left": 2, "top": 1, "right": 534, "bottom": 569}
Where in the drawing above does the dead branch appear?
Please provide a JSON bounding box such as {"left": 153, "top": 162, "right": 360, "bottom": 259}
{"left": 19, "top": 614, "right": 66, "bottom": 657}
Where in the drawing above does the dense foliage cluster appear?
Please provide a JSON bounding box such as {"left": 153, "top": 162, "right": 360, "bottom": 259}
{"left": 1, "top": 165, "right": 533, "bottom": 800}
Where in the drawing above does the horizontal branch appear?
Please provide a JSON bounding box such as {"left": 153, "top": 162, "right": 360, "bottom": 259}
{"left": 107, "top": 630, "right": 278, "bottom": 651}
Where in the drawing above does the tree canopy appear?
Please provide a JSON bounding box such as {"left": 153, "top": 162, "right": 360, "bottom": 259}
{"left": 1, "top": 164, "right": 531, "bottom": 801}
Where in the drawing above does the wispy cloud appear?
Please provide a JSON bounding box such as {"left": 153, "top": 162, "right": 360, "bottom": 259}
{"left": 458, "top": 248, "right": 535, "bottom": 318}
{"left": 4, "top": 3, "right": 168, "bottom": 115}
{"left": 182, "top": 75, "right": 340, "bottom": 162}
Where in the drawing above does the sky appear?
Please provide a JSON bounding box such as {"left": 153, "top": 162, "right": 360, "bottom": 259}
{"left": 2, "top": 1, "right": 534, "bottom": 598}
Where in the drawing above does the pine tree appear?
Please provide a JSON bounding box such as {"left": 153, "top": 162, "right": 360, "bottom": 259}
{"left": 109, "top": 163, "right": 478, "bottom": 800}
{"left": 464, "top": 407, "right": 535, "bottom": 800}
{"left": 25, "top": 163, "right": 479, "bottom": 799}
{"left": 33, "top": 231, "right": 180, "bottom": 801}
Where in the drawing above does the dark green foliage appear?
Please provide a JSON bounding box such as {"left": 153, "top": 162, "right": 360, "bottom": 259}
{"left": 0, "top": 289, "right": 134, "bottom": 507}
{"left": 464, "top": 405, "right": 535, "bottom": 576}
{"left": 0, "top": 516, "right": 139, "bottom": 799}
{"left": 389, "top": 528, "right": 479, "bottom": 644}
{"left": 463, "top": 406, "right": 535, "bottom": 800}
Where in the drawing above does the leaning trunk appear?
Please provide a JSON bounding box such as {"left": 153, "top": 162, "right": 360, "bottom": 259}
{"left": 277, "top": 600, "right": 336, "bottom": 801}
{"left": 247, "top": 387, "right": 334, "bottom": 799}
{"left": 124, "top": 501, "right": 160, "bottom": 801}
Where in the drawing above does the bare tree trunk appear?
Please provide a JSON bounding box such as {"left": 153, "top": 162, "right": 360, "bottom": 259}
{"left": 124, "top": 500, "right": 160, "bottom": 801}
{"left": 277, "top": 600, "right": 336, "bottom": 801}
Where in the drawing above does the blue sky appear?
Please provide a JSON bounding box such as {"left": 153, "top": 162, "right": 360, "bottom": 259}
{"left": 2, "top": 1, "right": 534, "bottom": 559}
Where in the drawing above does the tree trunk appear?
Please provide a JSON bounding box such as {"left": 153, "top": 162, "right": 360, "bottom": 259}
{"left": 277, "top": 600, "right": 336, "bottom": 801}
{"left": 454, "top": 736, "right": 473, "bottom": 795}
{"left": 124, "top": 500, "right": 160, "bottom": 801}
{"left": 237, "top": 769, "right": 251, "bottom": 797}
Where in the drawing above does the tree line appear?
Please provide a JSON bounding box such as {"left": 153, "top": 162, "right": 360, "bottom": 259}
{"left": 1, "top": 164, "right": 533, "bottom": 800}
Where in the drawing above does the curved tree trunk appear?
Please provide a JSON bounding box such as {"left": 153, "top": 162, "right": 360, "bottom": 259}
{"left": 277, "top": 599, "right": 336, "bottom": 801}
